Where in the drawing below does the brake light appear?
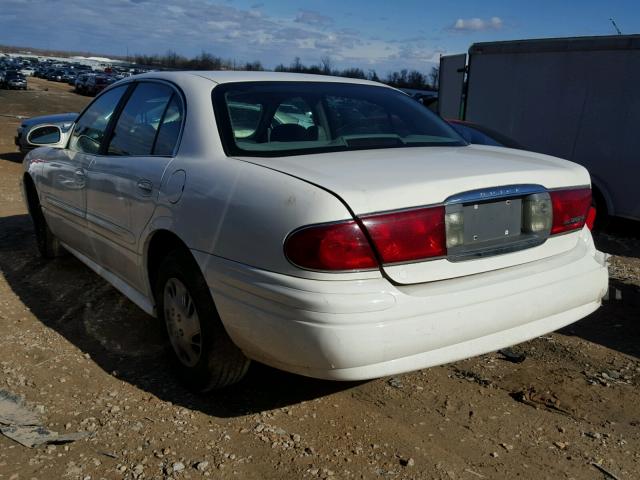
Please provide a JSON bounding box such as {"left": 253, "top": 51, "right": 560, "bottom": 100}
{"left": 286, "top": 186, "right": 590, "bottom": 272}
{"left": 285, "top": 206, "right": 446, "bottom": 271}
{"left": 284, "top": 220, "right": 378, "bottom": 271}
{"left": 361, "top": 206, "right": 446, "bottom": 263}
{"left": 586, "top": 206, "right": 596, "bottom": 230}
{"left": 549, "top": 188, "right": 592, "bottom": 235}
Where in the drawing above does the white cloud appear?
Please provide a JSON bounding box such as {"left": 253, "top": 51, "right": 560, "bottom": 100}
{"left": 166, "top": 5, "right": 185, "bottom": 15}
{"left": 451, "top": 16, "right": 503, "bottom": 32}
{"left": 0, "top": 0, "right": 446, "bottom": 73}
{"left": 294, "top": 9, "right": 333, "bottom": 27}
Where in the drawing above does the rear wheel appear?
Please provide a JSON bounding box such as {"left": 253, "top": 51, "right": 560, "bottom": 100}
{"left": 26, "top": 183, "right": 64, "bottom": 258}
{"left": 155, "top": 249, "right": 250, "bottom": 391}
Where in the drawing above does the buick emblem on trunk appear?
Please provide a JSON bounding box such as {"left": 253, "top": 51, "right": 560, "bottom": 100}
{"left": 479, "top": 186, "right": 520, "bottom": 199}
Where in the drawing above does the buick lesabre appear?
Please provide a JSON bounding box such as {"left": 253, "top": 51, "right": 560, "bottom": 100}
{"left": 22, "top": 72, "right": 609, "bottom": 391}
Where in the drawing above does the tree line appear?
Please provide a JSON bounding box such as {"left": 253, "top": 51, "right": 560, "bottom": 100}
{"left": 131, "top": 51, "right": 439, "bottom": 90}
{"left": 0, "top": 44, "right": 439, "bottom": 90}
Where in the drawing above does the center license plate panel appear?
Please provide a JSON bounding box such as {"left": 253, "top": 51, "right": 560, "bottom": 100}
{"left": 463, "top": 198, "right": 522, "bottom": 244}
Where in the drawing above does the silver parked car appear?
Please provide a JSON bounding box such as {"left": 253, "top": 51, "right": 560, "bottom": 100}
{"left": 15, "top": 113, "right": 78, "bottom": 154}
{"left": 22, "top": 71, "right": 607, "bottom": 391}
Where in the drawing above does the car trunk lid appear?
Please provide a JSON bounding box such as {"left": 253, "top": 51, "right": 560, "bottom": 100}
{"left": 237, "top": 145, "right": 591, "bottom": 284}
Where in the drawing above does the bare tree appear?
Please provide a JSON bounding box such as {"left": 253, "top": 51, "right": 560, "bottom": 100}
{"left": 428, "top": 65, "right": 440, "bottom": 90}
{"left": 320, "top": 56, "right": 332, "bottom": 75}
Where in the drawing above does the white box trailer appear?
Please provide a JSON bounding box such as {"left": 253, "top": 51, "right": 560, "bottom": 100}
{"left": 439, "top": 35, "right": 640, "bottom": 222}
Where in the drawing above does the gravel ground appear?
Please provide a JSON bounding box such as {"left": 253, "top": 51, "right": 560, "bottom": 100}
{"left": 0, "top": 78, "right": 639, "bottom": 480}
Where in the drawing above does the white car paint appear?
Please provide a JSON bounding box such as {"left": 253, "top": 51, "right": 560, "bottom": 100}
{"left": 196, "top": 229, "right": 606, "bottom": 379}
{"left": 22, "top": 71, "right": 608, "bottom": 382}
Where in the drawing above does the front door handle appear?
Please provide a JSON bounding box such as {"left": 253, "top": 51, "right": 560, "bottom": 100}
{"left": 137, "top": 179, "right": 153, "bottom": 194}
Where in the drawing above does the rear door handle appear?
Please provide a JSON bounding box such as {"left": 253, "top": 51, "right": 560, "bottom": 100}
{"left": 74, "top": 168, "right": 86, "bottom": 187}
{"left": 137, "top": 179, "right": 153, "bottom": 194}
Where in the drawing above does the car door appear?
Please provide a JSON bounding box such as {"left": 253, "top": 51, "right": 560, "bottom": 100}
{"left": 40, "top": 85, "right": 129, "bottom": 254}
{"left": 84, "top": 81, "right": 184, "bottom": 292}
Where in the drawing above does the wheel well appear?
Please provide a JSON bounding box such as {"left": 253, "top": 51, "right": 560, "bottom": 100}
{"left": 23, "top": 174, "right": 39, "bottom": 215}
{"left": 146, "top": 230, "right": 192, "bottom": 298}
{"left": 591, "top": 183, "right": 609, "bottom": 217}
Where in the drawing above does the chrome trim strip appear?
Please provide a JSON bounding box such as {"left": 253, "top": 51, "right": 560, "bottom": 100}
{"left": 44, "top": 195, "right": 84, "bottom": 219}
{"left": 445, "top": 184, "right": 546, "bottom": 205}
{"left": 85, "top": 212, "right": 136, "bottom": 244}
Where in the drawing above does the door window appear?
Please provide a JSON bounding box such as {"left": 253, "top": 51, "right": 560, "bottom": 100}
{"left": 107, "top": 83, "right": 174, "bottom": 156}
{"left": 69, "top": 85, "right": 128, "bottom": 154}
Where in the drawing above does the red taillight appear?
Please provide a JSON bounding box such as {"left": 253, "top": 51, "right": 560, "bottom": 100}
{"left": 284, "top": 220, "right": 378, "bottom": 271}
{"left": 284, "top": 206, "right": 446, "bottom": 271}
{"left": 586, "top": 206, "right": 596, "bottom": 230}
{"left": 361, "top": 206, "right": 446, "bottom": 263}
{"left": 550, "top": 188, "right": 592, "bottom": 235}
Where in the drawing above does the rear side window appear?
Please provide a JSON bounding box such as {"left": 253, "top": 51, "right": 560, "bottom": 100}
{"left": 107, "top": 82, "right": 174, "bottom": 156}
{"left": 69, "top": 85, "right": 128, "bottom": 155}
{"left": 153, "top": 95, "right": 184, "bottom": 155}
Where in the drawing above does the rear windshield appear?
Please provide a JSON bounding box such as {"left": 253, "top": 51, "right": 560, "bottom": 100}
{"left": 212, "top": 81, "right": 466, "bottom": 157}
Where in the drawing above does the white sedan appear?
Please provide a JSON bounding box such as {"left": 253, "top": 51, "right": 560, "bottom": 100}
{"left": 22, "top": 71, "right": 608, "bottom": 391}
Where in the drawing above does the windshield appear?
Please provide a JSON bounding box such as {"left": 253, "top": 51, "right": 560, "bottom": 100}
{"left": 212, "top": 81, "right": 466, "bottom": 157}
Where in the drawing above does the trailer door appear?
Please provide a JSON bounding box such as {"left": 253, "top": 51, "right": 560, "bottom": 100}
{"left": 438, "top": 53, "right": 467, "bottom": 119}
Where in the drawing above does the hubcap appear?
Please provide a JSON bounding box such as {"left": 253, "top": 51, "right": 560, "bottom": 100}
{"left": 163, "top": 278, "right": 202, "bottom": 367}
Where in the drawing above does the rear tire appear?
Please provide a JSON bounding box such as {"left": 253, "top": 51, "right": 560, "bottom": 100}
{"left": 155, "top": 249, "right": 250, "bottom": 391}
{"left": 26, "top": 184, "right": 65, "bottom": 258}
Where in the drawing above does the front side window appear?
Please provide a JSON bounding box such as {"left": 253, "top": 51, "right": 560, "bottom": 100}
{"left": 69, "top": 85, "right": 128, "bottom": 154}
{"left": 213, "top": 82, "right": 465, "bottom": 157}
{"left": 107, "top": 82, "right": 174, "bottom": 156}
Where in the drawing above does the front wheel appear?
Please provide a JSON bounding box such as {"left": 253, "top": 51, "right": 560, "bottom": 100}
{"left": 155, "top": 249, "right": 250, "bottom": 391}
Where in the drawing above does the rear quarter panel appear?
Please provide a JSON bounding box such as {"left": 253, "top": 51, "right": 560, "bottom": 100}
{"left": 143, "top": 74, "right": 380, "bottom": 282}
{"left": 150, "top": 154, "right": 380, "bottom": 281}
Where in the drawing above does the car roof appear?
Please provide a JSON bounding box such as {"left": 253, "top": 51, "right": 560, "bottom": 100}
{"left": 130, "top": 70, "right": 389, "bottom": 88}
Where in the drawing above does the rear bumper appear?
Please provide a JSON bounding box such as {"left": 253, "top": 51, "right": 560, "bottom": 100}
{"left": 193, "top": 228, "right": 608, "bottom": 380}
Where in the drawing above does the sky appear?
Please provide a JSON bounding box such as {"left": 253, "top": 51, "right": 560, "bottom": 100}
{"left": 1, "top": 0, "right": 639, "bottom": 74}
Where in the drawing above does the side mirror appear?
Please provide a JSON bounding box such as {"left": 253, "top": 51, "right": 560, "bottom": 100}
{"left": 27, "top": 125, "right": 62, "bottom": 146}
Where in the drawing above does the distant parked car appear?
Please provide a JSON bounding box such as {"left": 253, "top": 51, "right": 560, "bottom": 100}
{"left": 20, "top": 68, "right": 35, "bottom": 77}
{"left": 447, "top": 119, "right": 523, "bottom": 149}
{"left": 84, "top": 75, "right": 114, "bottom": 96}
{"left": 14, "top": 112, "right": 77, "bottom": 154}
{"left": 414, "top": 93, "right": 438, "bottom": 112}
{"left": 2, "top": 71, "right": 27, "bottom": 90}
{"left": 22, "top": 71, "right": 607, "bottom": 392}
{"left": 62, "top": 70, "right": 77, "bottom": 84}
{"left": 45, "top": 69, "right": 64, "bottom": 81}
{"left": 74, "top": 73, "right": 93, "bottom": 94}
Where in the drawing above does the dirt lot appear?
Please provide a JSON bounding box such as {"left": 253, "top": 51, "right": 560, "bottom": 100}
{"left": 0, "top": 78, "right": 639, "bottom": 480}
